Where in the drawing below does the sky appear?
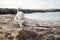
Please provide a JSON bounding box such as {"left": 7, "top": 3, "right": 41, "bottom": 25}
{"left": 0, "top": 0, "right": 60, "bottom": 9}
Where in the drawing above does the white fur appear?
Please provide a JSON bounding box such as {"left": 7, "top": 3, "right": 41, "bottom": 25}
{"left": 13, "top": 11, "right": 25, "bottom": 27}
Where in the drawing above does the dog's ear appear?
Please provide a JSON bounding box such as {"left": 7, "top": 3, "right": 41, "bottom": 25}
{"left": 17, "top": 8, "right": 21, "bottom": 12}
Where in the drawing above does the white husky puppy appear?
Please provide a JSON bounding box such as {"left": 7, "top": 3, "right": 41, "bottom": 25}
{"left": 13, "top": 9, "right": 25, "bottom": 27}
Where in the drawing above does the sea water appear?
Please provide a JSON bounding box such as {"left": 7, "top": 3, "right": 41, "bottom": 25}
{"left": 24, "top": 12, "right": 60, "bottom": 21}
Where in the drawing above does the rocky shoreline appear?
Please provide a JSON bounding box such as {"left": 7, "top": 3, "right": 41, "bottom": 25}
{"left": 0, "top": 14, "right": 60, "bottom": 40}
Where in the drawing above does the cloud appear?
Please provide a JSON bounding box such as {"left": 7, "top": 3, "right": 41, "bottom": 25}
{"left": 0, "top": 0, "right": 60, "bottom": 9}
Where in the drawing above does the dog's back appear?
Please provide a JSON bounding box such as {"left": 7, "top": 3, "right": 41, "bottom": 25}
{"left": 13, "top": 11, "right": 25, "bottom": 27}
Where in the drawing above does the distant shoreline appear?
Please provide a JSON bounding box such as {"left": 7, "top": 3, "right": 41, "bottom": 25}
{"left": 0, "top": 8, "right": 60, "bottom": 14}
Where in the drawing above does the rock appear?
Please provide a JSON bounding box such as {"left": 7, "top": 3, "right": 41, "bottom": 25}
{"left": 0, "top": 14, "right": 60, "bottom": 40}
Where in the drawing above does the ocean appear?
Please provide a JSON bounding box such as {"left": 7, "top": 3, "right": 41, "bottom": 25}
{"left": 25, "top": 12, "right": 60, "bottom": 21}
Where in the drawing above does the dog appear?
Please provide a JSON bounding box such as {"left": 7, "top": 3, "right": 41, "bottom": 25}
{"left": 13, "top": 11, "right": 25, "bottom": 27}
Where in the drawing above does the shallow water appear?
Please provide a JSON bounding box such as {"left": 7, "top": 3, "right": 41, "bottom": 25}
{"left": 24, "top": 12, "right": 60, "bottom": 21}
